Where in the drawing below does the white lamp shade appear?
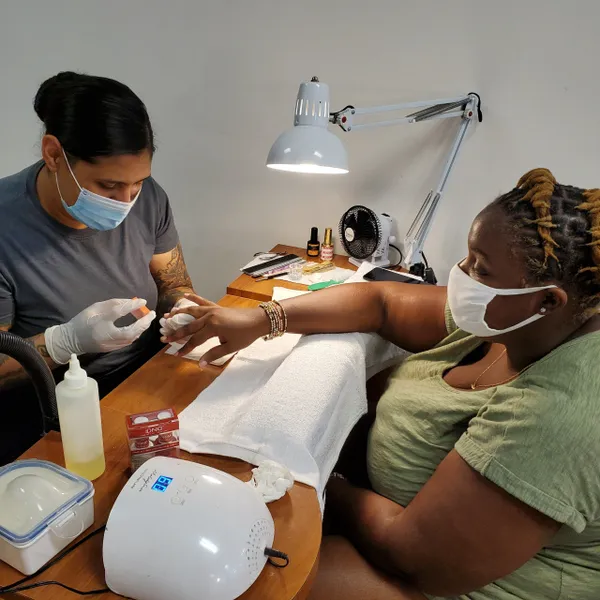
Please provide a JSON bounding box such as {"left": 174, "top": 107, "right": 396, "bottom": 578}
{"left": 266, "top": 78, "right": 349, "bottom": 174}
{"left": 266, "top": 126, "right": 348, "bottom": 174}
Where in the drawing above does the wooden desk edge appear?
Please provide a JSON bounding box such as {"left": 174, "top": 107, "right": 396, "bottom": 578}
{"left": 226, "top": 284, "right": 268, "bottom": 301}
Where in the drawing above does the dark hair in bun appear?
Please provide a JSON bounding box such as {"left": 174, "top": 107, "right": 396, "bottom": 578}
{"left": 34, "top": 71, "right": 155, "bottom": 162}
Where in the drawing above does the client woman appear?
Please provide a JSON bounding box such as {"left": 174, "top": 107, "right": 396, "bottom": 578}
{"left": 164, "top": 169, "right": 600, "bottom": 599}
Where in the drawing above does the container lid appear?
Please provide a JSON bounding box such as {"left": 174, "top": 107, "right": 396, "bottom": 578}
{"left": 0, "top": 460, "right": 93, "bottom": 545}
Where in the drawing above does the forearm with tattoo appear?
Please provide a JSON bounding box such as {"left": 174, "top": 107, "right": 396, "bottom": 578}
{"left": 153, "top": 243, "right": 195, "bottom": 315}
{"left": 0, "top": 328, "right": 58, "bottom": 391}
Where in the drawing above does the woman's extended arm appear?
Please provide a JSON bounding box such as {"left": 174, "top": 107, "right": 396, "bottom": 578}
{"left": 164, "top": 281, "right": 448, "bottom": 362}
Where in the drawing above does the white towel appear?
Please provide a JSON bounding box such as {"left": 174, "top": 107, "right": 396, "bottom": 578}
{"left": 179, "top": 287, "right": 406, "bottom": 506}
{"left": 166, "top": 337, "right": 236, "bottom": 366}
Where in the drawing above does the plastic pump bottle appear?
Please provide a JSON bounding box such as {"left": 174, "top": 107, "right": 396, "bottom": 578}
{"left": 55, "top": 354, "right": 106, "bottom": 481}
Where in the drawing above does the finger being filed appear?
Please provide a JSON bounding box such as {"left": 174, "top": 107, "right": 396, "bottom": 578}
{"left": 166, "top": 314, "right": 208, "bottom": 342}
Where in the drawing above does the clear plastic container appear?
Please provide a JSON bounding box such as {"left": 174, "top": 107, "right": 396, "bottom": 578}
{"left": 0, "top": 460, "right": 95, "bottom": 575}
{"left": 288, "top": 262, "right": 303, "bottom": 281}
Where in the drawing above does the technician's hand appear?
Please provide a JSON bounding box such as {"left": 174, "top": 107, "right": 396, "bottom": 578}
{"left": 45, "top": 298, "right": 156, "bottom": 365}
{"left": 162, "top": 294, "right": 269, "bottom": 365}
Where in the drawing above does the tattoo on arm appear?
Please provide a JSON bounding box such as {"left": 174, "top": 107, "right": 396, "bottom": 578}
{"left": 35, "top": 342, "right": 52, "bottom": 360}
{"left": 0, "top": 332, "right": 57, "bottom": 390}
{"left": 154, "top": 243, "right": 194, "bottom": 314}
{"left": 154, "top": 243, "right": 193, "bottom": 290}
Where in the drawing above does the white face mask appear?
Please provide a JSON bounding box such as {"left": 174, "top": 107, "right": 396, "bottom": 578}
{"left": 447, "top": 264, "right": 556, "bottom": 338}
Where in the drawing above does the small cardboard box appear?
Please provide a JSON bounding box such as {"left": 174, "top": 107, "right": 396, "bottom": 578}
{"left": 125, "top": 408, "right": 180, "bottom": 472}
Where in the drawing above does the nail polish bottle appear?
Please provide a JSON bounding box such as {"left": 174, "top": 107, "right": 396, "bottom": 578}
{"left": 307, "top": 227, "right": 320, "bottom": 258}
{"left": 320, "top": 227, "right": 334, "bottom": 262}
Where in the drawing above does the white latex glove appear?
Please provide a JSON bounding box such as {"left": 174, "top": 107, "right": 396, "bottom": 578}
{"left": 159, "top": 297, "right": 197, "bottom": 340}
{"left": 45, "top": 298, "right": 156, "bottom": 364}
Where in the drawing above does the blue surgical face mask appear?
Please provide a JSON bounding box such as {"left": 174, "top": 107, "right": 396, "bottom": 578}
{"left": 55, "top": 149, "right": 141, "bottom": 231}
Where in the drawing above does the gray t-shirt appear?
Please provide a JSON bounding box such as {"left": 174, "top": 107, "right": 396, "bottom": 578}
{"left": 0, "top": 162, "right": 179, "bottom": 435}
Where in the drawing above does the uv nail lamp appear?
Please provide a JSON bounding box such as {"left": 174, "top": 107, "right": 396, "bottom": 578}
{"left": 103, "top": 456, "right": 275, "bottom": 600}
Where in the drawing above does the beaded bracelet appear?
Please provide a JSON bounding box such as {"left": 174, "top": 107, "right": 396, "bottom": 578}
{"left": 262, "top": 301, "right": 284, "bottom": 340}
{"left": 260, "top": 302, "right": 279, "bottom": 339}
{"left": 273, "top": 300, "right": 288, "bottom": 334}
{"left": 259, "top": 300, "right": 288, "bottom": 340}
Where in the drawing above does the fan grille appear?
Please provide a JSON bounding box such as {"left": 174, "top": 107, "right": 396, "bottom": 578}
{"left": 339, "top": 205, "right": 381, "bottom": 259}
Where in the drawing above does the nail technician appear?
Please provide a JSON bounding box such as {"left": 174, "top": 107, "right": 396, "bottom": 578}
{"left": 0, "top": 72, "right": 195, "bottom": 463}
{"left": 166, "top": 169, "right": 600, "bottom": 599}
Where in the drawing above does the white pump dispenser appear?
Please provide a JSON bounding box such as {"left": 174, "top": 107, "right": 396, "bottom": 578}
{"left": 55, "top": 354, "right": 105, "bottom": 481}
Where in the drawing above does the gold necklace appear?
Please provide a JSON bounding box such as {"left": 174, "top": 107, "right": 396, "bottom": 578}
{"left": 470, "top": 348, "right": 530, "bottom": 390}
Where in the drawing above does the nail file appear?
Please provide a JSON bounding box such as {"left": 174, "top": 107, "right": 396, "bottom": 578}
{"left": 243, "top": 254, "right": 303, "bottom": 277}
{"left": 131, "top": 297, "right": 150, "bottom": 320}
{"left": 307, "top": 280, "right": 341, "bottom": 291}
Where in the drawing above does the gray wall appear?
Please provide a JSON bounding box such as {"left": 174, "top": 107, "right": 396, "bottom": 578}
{"left": 1, "top": 0, "right": 599, "bottom": 299}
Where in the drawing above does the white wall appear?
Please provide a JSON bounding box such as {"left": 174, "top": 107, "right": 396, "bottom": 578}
{"left": 1, "top": 0, "right": 599, "bottom": 300}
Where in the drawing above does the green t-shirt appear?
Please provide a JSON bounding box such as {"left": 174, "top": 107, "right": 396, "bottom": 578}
{"left": 367, "top": 312, "right": 600, "bottom": 600}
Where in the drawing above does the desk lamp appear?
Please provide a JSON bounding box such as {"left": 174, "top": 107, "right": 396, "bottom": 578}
{"left": 267, "top": 77, "right": 482, "bottom": 282}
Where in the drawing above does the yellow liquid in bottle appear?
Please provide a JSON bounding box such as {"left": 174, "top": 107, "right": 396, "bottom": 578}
{"left": 66, "top": 453, "right": 106, "bottom": 481}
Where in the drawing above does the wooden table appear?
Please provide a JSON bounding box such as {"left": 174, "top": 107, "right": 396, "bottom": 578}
{"left": 0, "top": 295, "right": 322, "bottom": 600}
{"left": 227, "top": 244, "right": 357, "bottom": 302}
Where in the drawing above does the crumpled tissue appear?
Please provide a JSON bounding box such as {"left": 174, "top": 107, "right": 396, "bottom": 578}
{"left": 247, "top": 460, "right": 294, "bottom": 503}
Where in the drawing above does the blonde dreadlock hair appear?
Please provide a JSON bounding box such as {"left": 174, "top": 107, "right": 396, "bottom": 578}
{"left": 516, "top": 168, "right": 559, "bottom": 266}
{"left": 577, "top": 188, "right": 600, "bottom": 277}
{"left": 491, "top": 168, "right": 600, "bottom": 311}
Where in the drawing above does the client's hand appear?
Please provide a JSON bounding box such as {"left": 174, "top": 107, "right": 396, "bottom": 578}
{"left": 161, "top": 294, "right": 269, "bottom": 365}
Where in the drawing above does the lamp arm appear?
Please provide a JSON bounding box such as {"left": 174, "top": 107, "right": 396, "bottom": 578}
{"left": 329, "top": 93, "right": 481, "bottom": 276}
{"left": 346, "top": 111, "right": 464, "bottom": 132}
{"left": 330, "top": 94, "right": 478, "bottom": 132}
{"left": 403, "top": 102, "right": 475, "bottom": 268}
